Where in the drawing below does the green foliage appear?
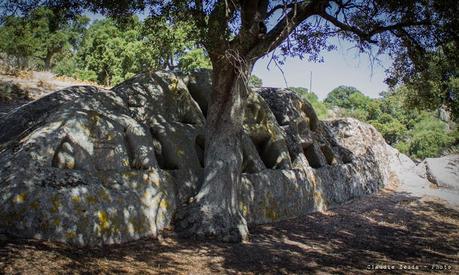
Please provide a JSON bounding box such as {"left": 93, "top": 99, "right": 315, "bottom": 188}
{"left": 178, "top": 48, "right": 212, "bottom": 73}
{"left": 74, "top": 69, "right": 98, "bottom": 83}
{"left": 406, "top": 114, "right": 455, "bottom": 159}
{"left": 369, "top": 114, "right": 407, "bottom": 145}
{"left": 0, "top": 7, "right": 89, "bottom": 70}
{"left": 52, "top": 51, "right": 77, "bottom": 76}
{"left": 389, "top": 43, "right": 459, "bottom": 120}
{"left": 324, "top": 86, "right": 370, "bottom": 110}
{"left": 75, "top": 17, "right": 150, "bottom": 86}
{"left": 0, "top": 8, "right": 211, "bottom": 86}
{"left": 72, "top": 16, "right": 210, "bottom": 86}
{"left": 289, "top": 87, "right": 329, "bottom": 119}
{"left": 0, "top": 16, "right": 37, "bottom": 68}
{"left": 249, "top": 75, "right": 263, "bottom": 88}
{"left": 142, "top": 17, "right": 206, "bottom": 71}
{"left": 329, "top": 85, "right": 458, "bottom": 159}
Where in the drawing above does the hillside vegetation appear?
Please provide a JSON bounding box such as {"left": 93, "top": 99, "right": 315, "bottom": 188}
{"left": 301, "top": 85, "right": 458, "bottom": 160}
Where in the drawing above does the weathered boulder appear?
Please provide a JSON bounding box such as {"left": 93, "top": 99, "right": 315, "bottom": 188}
{"left": 424, "top": 155, "right": 459, "bottom": 190}
{"left": 0, "top": 72, "right": 409, "bottom": 245}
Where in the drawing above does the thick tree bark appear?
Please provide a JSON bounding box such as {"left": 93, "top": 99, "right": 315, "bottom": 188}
{"left": 175, "top": 56, "right": 253, "bottom": 242}
{"left": 43, "top": 51, "right": 54, "bottom": 71}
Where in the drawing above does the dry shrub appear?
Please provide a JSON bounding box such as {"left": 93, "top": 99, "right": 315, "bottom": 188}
{"left": 37, "top": 80, "right": 55, "bottom": 90}
{"left": 55, "top": 75, "right": 108, "bottom": 89}
{"left": 13, "top": 70, "right": 33, "bottom": 79}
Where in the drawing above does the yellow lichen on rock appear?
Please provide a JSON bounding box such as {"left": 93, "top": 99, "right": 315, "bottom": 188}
{"left": 51, "top": 195, "right": 61, "bottom": 213}
{"left": 64, "top": 158, "right": 75, "bottom": 169}
{"left": 71, "top": 195, "right": 80, "bottom": 204}
{"left": 97, "top": 210, "right": 110, "bottom": 232}
{"left": 239, "top": 202, "right": 249, "bottom": 217}
{"left": 265, "top": 206, "right": 278, "bottom": 221}
{"left": 129, "top": 216, "right": 146, "bottom": 233}
{"left": 15, "top": 193, "right": 27, "bottom": 203}
{"left": 168, "top": 77, "right": 179, "bottom": 92}
{"left": 143, "top": 171, "right": 160, "bottom": 186}
{"left": 264, "top": 192, "right": 279, "bottom": 221}
{"left": 65, "top": 231, "right": 77, "bottom": 239}
{"left": 159, "top": 199, "right": 169, "bottom": 210}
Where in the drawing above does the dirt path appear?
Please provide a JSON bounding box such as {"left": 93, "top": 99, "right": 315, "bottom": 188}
{"left": 1, "top": 183, "right": 458, "bottom": 274}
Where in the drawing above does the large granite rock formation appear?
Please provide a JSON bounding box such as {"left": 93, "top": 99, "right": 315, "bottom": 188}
{"left": 0, "top": 70, "right": 407, "bottom": 245}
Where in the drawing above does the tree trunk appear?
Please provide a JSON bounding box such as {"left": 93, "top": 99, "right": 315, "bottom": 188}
{"left": 174, "top": 56, "right": 253, "bottom": 242}
{"left": 44, "top": 51, "right": 53, "bottom": 71}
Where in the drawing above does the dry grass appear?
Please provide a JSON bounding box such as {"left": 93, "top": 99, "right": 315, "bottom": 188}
{"left": 55, "top": 75, "right": 108, "bottom": 89}
{"left": 1, "top": 186, "right": 458, "bottom": 274}
{"left": 36, "top": 79, "right": 55, "bottom": 90}
{"left": 0, "top": 69, "right": 33, "bottom": 79}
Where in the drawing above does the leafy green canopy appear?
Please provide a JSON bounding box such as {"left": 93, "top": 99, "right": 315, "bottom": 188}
{"left": 72, "top": 17, "right": 152, "bottom": 85}
{"left": 2, "top": 1, "right": 456, "bottom": 80}
{"left": 71, "top": 16, "right": 211, "bottom": 85}
{"left": 0, "top": 7, "right": 212, "bottom": 85}
{"left": 0, "top": 7, "right": 89, "bottom": 70}
{"left": 390, "top": 43, "right": 459, "bottom": 120}
{"left": 324, "top": 86, "right": 370, "bottom": 110}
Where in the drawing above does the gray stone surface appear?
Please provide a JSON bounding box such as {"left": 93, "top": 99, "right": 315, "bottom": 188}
{"left": 0, "top": 72, "right": 417, "bottom": 246}
{"left": 425, "top": 155, "right": 459, "bottom": 190}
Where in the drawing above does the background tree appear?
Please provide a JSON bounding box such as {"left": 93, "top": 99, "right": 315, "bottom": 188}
{"left": 248, "top": 75, "right": 263, "bottom": 88}
{"left": 326, "top": 85, "right": 458, "bottom": 159}
{"left": 2, "top": 0, "right": 457, "bottom": 242}
{"left": 0, "top": 7, "right": 89, "bottom": 70}
{"left": 52, "top": 15, "right": 211, "bottom": 85}
{"left": 324, "top": 86, "right": 366, "bottom": 109}
{"left": 289, "top": 86, "right": 329, "bottom": 119}
{"left": 74, "top": 16, "right": 154, "bottom": 85}
{"left": 177, "top": 48, "right": 212, "bottom": 73}
{"left": 392, "top": 43, "right": 459, "bottom": 120}
{"left": 0, "top": 15, "right": 36, "bottom": 69}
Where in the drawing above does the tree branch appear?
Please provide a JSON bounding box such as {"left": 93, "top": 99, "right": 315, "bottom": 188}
{"left": 248, "top": 0, "right": 327, "bottom": 59}
{"left": 319, "top": 10, "right": 430, "bottom": 44}
{"left": 266, "top": 2, "right": 298, "bottom": 18}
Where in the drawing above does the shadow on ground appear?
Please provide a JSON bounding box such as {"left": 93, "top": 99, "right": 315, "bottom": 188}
{"left": 1, "top": 189, "right": 458, "bottom": 274}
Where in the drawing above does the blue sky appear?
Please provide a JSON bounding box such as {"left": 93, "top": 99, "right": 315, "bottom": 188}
{"left": 253, "top": 39, "right": 393, "bottom": 100}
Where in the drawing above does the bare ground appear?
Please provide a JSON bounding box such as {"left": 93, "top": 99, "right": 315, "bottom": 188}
{"left": 1, "top": 183, "right": 458, "bottom": 274}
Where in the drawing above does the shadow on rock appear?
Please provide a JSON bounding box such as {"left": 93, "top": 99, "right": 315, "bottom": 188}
{"left": 1, "top": 189, "right": 458, "bottom": 274}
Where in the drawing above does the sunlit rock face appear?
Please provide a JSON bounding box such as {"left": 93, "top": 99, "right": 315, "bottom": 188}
{"left": 0, "top": 70, "right": 400, "bottom": 246}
